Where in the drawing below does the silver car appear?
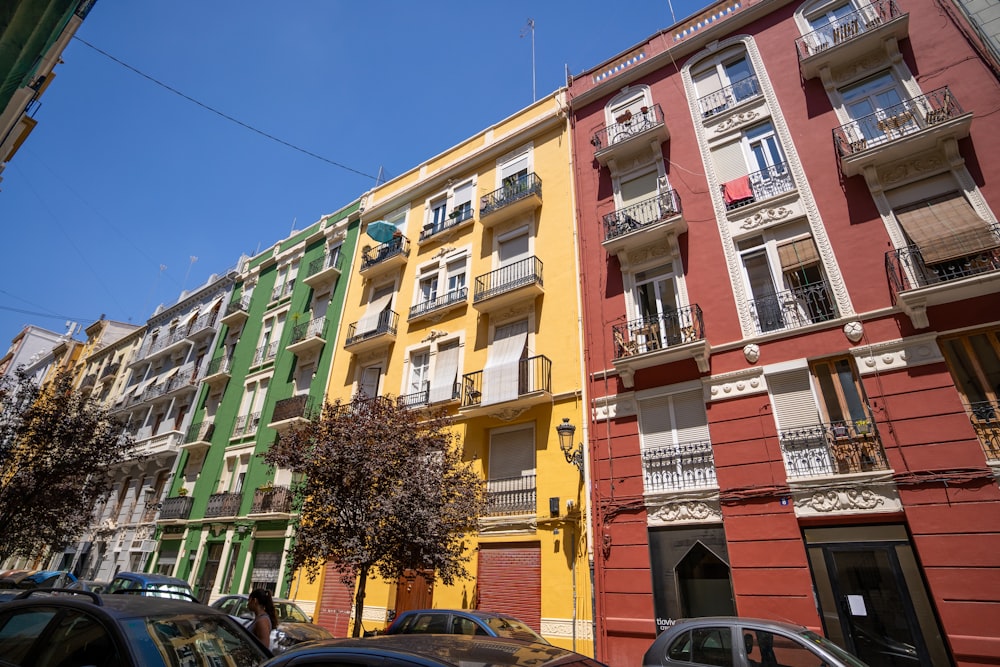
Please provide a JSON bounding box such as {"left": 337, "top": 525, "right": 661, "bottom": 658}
{"left": 643, "top": 617, "right": 870, "bottom": 667}
{"left": 211, "top": 593, "right": 333, "bottom": 653}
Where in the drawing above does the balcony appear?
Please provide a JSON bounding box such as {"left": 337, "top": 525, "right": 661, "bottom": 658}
{"left": 344, "top": 310, "right": 399, "bottom": 354}
{"left": 779, "top": 419, "right": 889, "bottom": 479}
{"left": 303, "top": 250, "right": 343, "bottom": 289}
{"left": 796, "top": 0, "right": 909, "bottom": 80}
{"left": 397, "top": 383, "right": 430, "bottom": 410}
{"left": 334, "top": 395, "right": 394, "bottom": 418}
{"left": 833, "top": 87, "right": 972, "bottom": 178}
{"left": 420, "top": 206, "right": 475, "bottom": 242}
{"left": 592, "top": 104, "right": 669, "bottom": 168}
{"left": 250, "top": 485, "right": 293, "bottom": 517}
{"left": 408, "top": 288, "right": 468, "bottom": 323}
{"left": 968, "top": 400, "right": 1000, "bottom": 463}
{"left": 748, "top": 280, "right": 839, "bottom": 335}
{"left": 269, "top": 394, "right": 320, "bottom": 433}
{"left": 133, "top": 429, "right": 184, "bottom": 460}
{"left": 886, "top": 233, "right": 1000, "bottom": 328}
{"left": 612, "top": 305, "right": 710, "bottom": 388}
{"left": 698, "top": 76, "right": 761, "bottom": 120}
{"left": 80, "top": 373, "right": 97, "bottom": 389}
{"left": 231, "top": 412, "right": 261, "bottom": 439}
{"left": 479, "top": 173, "right": 542, "bottom": 226}
{"left": 472, "top": 257, "right": 544, "bottom": 314}
{"left": 162, "top": 366, "right": 199, "bottom": 400}
{"left": 602, "top": 189, "right": 686, "bottom": 262}
{"left": 286, "top": 317, "right": 327, "bottom": 356}
{"left": 642, "top": 440, "right": 717, "bottom": 493}
{"left": 98, "top": 362, "right": 120, "bottom": 384}
{"left": 221, "top": 296, "right": 251, "bottom": 328}
{"left": 722, "top": 163, "right": 795, "bottom": 213}
{"left": 360, "top": 236, "right": 409, "bottom": 278}
{"left": 181, "top": 420, "right": 214, "bottom": 456}
{"left": 186, "top": 311, "right": 219, "bottom": 341}
{"left": 460, "top": 355, "right": 552, "bottom": 417}
{"left": 485, "top": 474, "right": 536, "bottom": 516}
{"left": 203, "top": 356, "right": 232, "bottom": 389}
{"left": 158, "top": 496, "right": 193, "bottom": 521}
{"left": 138, "top": 330, "right": 192, "bottom": 364}
{"left": 251, "top": 341, "right": 280, "bottom": 368}
{"left": 270, "top": 280, "right": 295, "bottom": 304}
{"left": 204, "top": 491, "right": 242, "bottom": 518}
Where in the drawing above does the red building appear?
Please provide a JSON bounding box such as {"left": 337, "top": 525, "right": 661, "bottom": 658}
{"left": 567, "top": 0, "right": 1000, "bottom": 665}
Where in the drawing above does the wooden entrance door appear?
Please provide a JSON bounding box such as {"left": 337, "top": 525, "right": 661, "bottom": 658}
{"left": 393, "top": 569, "right": 434, "bottom": 622}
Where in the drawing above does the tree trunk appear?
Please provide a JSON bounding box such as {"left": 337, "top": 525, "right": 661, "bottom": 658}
{"left": 351, "top": 563, "right": 369, "bottom": 637}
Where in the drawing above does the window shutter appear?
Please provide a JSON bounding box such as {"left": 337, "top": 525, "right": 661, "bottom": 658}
{"left": 672, "top": 390, "right": 711, "bottom": 445}
{"left": 769, "top": 369, "right": 820, "bottom": 430}
{"left": 639, "top": 395, "right": 674, "bottom": 450}
{"left": 489, "top": 427, "right": 535, "bottom": 479}
{"left": 895, "top": 193, "right": 999, "bottom": 264}
{"left": 777, "top": 238, "right": 821, "bottom": 272}
{"left": 454, "top": 181, "right": 473, "bottom": 208}
{"left": 620, "top": 171, "right": 659, "bottom": 207}
{"left": 712, "top": 141, "right": 747, "bottom": 183}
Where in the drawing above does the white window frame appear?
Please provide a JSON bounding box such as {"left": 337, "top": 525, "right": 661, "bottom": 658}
{"left": 691, "top": 48, "right": 759, "bottom": 118}
{"left": 412, "top": 248, "right": 469, "bottom": 310}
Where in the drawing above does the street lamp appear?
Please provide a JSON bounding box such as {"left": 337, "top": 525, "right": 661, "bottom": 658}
{"left": 556, "top": 418, "right": 584, "bottom": 473}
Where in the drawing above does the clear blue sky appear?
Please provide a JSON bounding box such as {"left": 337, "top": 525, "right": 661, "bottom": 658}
{"left": 0, "top": 0, "right": 710, "bottom": 343}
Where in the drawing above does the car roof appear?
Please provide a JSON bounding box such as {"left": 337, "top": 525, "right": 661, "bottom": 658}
{"left": 1, "top": 589, "right": 225, "bottom": 619}
{"left": 23, "top": 570, "right": 76, "bottom": 582}
{"left": 112, "top": 572, "right": 190, "bottom": 586}
{"left": 399, "top": 609, "right": 522, "bottom": 621}
{"left": 278, "top": 634, "right": 601, "bottom": 666}
{"left": 665, "top": 616, "right": 811, "bottom": 633}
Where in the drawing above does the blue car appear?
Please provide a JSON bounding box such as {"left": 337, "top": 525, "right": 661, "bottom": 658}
{"left": 385, "top": 609, "right": 549, "bottom": 644}
{"left": 106, "top": 572, "right": 195, "bottom": 600}
{"left": 9, "top": 570, "right": 77, "bottom": 589}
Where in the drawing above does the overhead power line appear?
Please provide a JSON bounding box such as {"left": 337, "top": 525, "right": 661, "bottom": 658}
{"left": 73, "top": 37, "right": 379, "bottom": 182}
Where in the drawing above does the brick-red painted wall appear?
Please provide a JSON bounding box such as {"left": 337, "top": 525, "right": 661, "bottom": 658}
{"left": 477, "top": 543, "right": 541, "bottom": 631}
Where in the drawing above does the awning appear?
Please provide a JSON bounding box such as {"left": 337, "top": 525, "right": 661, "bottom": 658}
{"left": 429, "top": 343, "right": 460, "bottom": 403}
{"left": 896, "top": 193, "right": 999, "bottom": 264}
{"left": 778, "top": 238, "right": 820, "bottom": 272}
{"left": 481, "top": 321, "right": 528, "bottom": 405}
{"left": 357, "top": 291, "right": 393, "bottom": 334}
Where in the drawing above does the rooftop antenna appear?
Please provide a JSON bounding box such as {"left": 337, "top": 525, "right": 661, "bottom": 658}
{"left": 375, "top": 165, "right": 389, "bottom": 186}
{"left": 521, "top": 19, "right": 536, "bottom": 102}
{"left": 181, "top": 256, "right": 197, "bottom": 292}
{"left": 667, "top": 0, "right": 677, "bottom": 24}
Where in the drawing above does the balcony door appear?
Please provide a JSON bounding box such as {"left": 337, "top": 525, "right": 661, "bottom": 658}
{"left": 408, "top": 351, "right": 429, "bottom": 398}
{"left": 359, "top": 366, "right": 381, "bottom": 399}
{"left": 811, "top": 356, "right": 868, "bottom": 428}
{"left": 841, "top": 72, "right": 913, "bottom": 144}
{"left": 633, "top": 265, "right": 679, "bottom": 351}
{"left": 482, "top": 320, "right": 529, "bottom": 406}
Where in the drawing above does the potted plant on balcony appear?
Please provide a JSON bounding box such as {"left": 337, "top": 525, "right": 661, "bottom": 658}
{"left": 177, "top": 487, "right": 188, "bottom": 497}
{"left": 855, "top": 418, "right": 871, "bottom": 434}
{"left": 259, "top": 480, "right": 274, "bottom": 493}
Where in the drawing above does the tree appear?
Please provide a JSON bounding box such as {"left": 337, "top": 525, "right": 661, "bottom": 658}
{"left": 0, "top": 369, "right": 136, "bottom": 563}
{"left": 263, "top": 395, "right": 485, "bottom": 637}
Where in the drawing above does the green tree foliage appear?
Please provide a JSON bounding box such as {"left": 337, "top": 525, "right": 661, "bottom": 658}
{"left": 263, "top": 396, "right": 485, "bottom": 637}
{"left": 0, "top": 370, "right": 136, "bottom": 563}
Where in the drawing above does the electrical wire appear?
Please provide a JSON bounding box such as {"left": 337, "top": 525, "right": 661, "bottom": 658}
{"left": 72, "top": 37, "right": 380, "bottom": 182}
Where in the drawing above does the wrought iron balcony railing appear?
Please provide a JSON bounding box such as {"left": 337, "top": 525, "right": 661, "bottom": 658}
{"left": 591, "top": 103, "right": 665, "bottom": 151}
{"left": 485, "top": 474, "right": 536, "bottom": 516}
{"left": 603, "top": 190, "right": 682, "bottom": 242}
{"left": 779, "top": 419, "right": 888, "bottom": 478}
{"left": 397, "top": 383, "right": 430, "bottom": 409}
{"left": 252, "top": 341, "right": 280, "bottom": 366}
{"left": 642, "top": 440, "right": 717, "bottom": 492}
{"left": 749, "top": 281, "right": 837, "bottom": 335}
{"left": 307, "top": 249, "right": 343, "bottom": 278}
{"left": 698, "top": 76, "right": 761, "bottom": 118}
{"left": 187, "top": 311, "right": 219, "bottom": 338}
{"left": 271, "top": 280, "right": 295, "bottom": 302}
{"left": 205, "top": 356, "right": 232, "bottom": 377}
{"left": 968, "top": 400, "right": 1000, "bottom": 461}
{"left": 480, "top": 173, "right": 542, "bottom": 217}
{"left": 722, "top": 162, "right": 795, "bottom": 211}
{"left": 461, "top": 355, "right": 552, "bottom": 408}
{"left": 334, "top": 395, "right": 394, "bottom": 418}
{"left": 833, "top": 87, "right": 964, "bottom": 158}
{"left": 185, "top": 420, "right": 215, "bottom": 443}
{"left": 613, "top": 305, "right": 705, "bottom": 358}
{"left": 272, "top": 394, "right": 320, "bottom": 423}
{"left": 473, "top": 256, "right": 543, "bottom": 303}
{"left": 251, "top": 485, "right": 292, "bottom": 514}
{"left": 795, "top": 0, "right": 903, "bottom": 60}
{"left": 421, "top": 206, "right": 474, "bottom": 240}
{"left": 345, "top": 310, "right": 399, "bottom": 347}
{"left": 99, "top": 362, "right": 120, "bottom": 381}
{"left": 224, "top": 296, "right": 250, "bottom": 319}
{"left": 204, "top": 491, "right": 242, "bottom": 518}
{"left": 885, "top": 230, "right": 1000, "bottom": 296}
{"left": 290, "top": 316, "right": 326, "bottom": 344}
{"left": 232, "top": 411, "right": 261, "bottom": 438}
{"left": 361, "top": 236, "right": 409, "bottom": 271}
{"left": 159, "top": 496, "right": 193, "bottom": 520}
{"left": 409, "top": 288, "right": 468, "bottom": 320}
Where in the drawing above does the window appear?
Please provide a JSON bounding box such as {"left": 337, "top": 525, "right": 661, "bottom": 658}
{"left": 737, "top": 229, "right": 835, "bottom": 334}
{"left": 639, "top": 389, "right": 715, "bottom": 492}
{"left": 357, "top": 282, "right": 394, "bottom": 335}
{"left": 630, "top": 264, "right": 682, "bottom": 351}
{"left": 744, "top": 629, "right": 825, "bottom": 667}
{"left": 693, "top": 50, "right": 760, "bottom": 118}
{"left": 358, "top": 365, "right": 381, "bottom": 399}
{"left": 811, "top": 356, "right": 868, "bottom": 426}
{"left": 429, "top": 339, "right": 461, "bottom": 404}
{"left": 720, "top": 122, "right": 792, "bottom": 209}
{"left": 940, "top": 329, "right": 1000, "bottom": 458}
{"left": 498, "top": 228, "right": 531, "bottom": 267}
{"left": 894, "top": 192, "right": 1000, "bottom": 268}
{"left": 667, "top": 627, "right": 734, "bottom": 667}
{"left": 487, "top": 424, "right": 536, "bottom": 515}
{"left": 411, "top": 251, "right": 468, "bottom": 318}
{"left": 499, "top": 150, "right": 530, "bottom": 191}
{"left": 407, "top": 350, "right": 430, "bottom": 398}
{"left": 481, "top": 319, "right": 529, "bottom": 405}
{"left": 840, "top": 71, "right": 913, "bottom": 145}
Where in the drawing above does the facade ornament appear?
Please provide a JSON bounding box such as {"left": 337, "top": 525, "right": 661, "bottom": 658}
{"left": 647, "top": 499, "right": 722, "bottom": 524}
{"left": 743, "top": 344, "right": 760, "bottom": 364}
{"left": 843, "top": 321, "right": 864, "bottom": 343}
{"left": 738, "top": 206, "right": 792, "bottom": 231}
{"left": 421, "top": 329, "right": 449, "bottom": 343}
{"left": 489, "top": 407, "right": 529, "bottom": 422}
{"left": 714, "top": 109, "right": 760, "bottom": 133}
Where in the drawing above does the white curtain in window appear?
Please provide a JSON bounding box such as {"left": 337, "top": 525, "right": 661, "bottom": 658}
{"left": 429, "top": 342, "right": 460, "bottom": 403}
{"left": 482, "top": 321, "right": 528, "bottom": 405}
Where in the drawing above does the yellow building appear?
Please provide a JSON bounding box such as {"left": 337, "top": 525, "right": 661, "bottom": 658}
{"left": 320, "top": 90, "right": 593, "bottom": 653}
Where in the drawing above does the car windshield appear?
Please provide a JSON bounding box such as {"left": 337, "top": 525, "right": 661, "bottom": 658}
{"left": 275, "top": 602, "right": 309, "bottom": 623}
{"left": 483, "top": 616, "right": 542, "bottom": 641}
{"left": 122, "top": 613, "right": 267, "bottom": 667}
{"left": 799, "top": 629, "right": 870, "bottom": 667}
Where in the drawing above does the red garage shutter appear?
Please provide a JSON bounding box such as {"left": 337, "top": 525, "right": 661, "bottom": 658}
{"left": 477, "top": 543, "right": 541, "bottom": 631}
{"left": 316, "top": 561, "right": 354, "bottom": 637}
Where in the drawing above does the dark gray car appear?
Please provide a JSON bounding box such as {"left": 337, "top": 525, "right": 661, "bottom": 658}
{"left": 643, "top": 617, "right": 871, "bottom": 667}
{"left": 211, "top": 593, "right": 333, "bottom": 653}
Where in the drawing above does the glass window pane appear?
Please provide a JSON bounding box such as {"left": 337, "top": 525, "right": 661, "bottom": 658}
{"left": 835, "top": 358, "right": 867, "bottom": 421}
{"left": 691, "top": 627, "right": 734, "bottom": 667}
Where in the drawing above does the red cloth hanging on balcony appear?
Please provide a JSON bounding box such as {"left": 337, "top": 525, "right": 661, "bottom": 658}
{"left": 723, "top": 175, "right": 753, "bottom": 204}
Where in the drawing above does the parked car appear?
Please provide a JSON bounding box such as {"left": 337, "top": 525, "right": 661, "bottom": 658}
{"left": 11, "top": 570, "right": 77, "bottom": 589}
{"left": 642, "top": 617, "right": 870, "bottom": 667}
{"left": 106, "top": 571, "right": 196, "bottom": 600}
{"left": 262, "top": 634, "right": 606, "bottom": 667}
{"left": 211, "top": 593, "right": 333, "bottom": 652}
{"left": 0, "top": 588, "right": 271, "bottom": 666}
{"left": 386, "top": 608, "right": 550, "bottom": 644}
{"left": 69, "top": 579, "right": 111, "bottom": 594}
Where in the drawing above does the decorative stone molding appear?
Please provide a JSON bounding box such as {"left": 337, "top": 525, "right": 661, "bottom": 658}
{"left": 843, "top": 321, "right": 864, "bottom": 343}
{"left": 735, "top": 205, "right": 795, "bottom": 231}
{"left": 487, "top": 406, "right": 530, "bottom": 422}
{"left": 540, "top": 618, "right": 594, "bottom": 640}
{"left": 704, "top": 367, "right": 767, "bottom": 401}
{"left": 432, "top": 246, "right": 456, "bottom": 259}
{"left": 421, "top": 329, "right": 449, "bottom": 343}
{"left": 743, "top": 343, "right": 760, "bottom": 364}
{"left": 829, "top": 43, "right": 896, "bottom": 87}
{"left": 713, "top": 109, "right": 761, "bottom": 133}
{"left": 877, "top": 149, "right": 948, "bottom": 188}
{"left": 491, "top": 304, "right": 534, "bottom": 325}
{"left": 624, "top": 239, "right": 674, "bottom": 270}
{"left": 850, "top": 333, "right": 944, "bottom": 375}
{"left": 593, "top": 392, "right": 637, "bottom": 421}
{"left": 479, "top": 514, "right": 537, "bottom": 535}
{"left": 789, "top": 473, "right": 902, "bottom": 517}
{"left": 646, "top": 493, "right": 723, "bottom": 526}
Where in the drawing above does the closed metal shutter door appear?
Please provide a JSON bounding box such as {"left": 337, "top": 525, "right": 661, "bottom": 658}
{"left": 316, "top": 561, "right": 354, "bottom": 637}
{"left": 477, "top": 543, "right": 541, "bottom": 632}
